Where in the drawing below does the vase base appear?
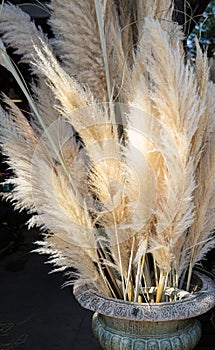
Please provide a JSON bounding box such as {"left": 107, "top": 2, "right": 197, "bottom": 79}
{"left": 92, "top": 312, "right": 202, "bottom": 350}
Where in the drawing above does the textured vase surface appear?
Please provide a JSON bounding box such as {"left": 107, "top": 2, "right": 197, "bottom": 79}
{"left": 74, "top": 272, "right": 215, "bottom": 350}
{"left": 92, "top": 312, "right": 201, "bottom": 350}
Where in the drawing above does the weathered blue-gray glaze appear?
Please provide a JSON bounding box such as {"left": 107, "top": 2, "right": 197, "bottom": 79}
{"left": 92, "top": 313, "right": 201, "bottom": 350}
{"left": 74, "top": 272, "right": 215, "bottom": 350}
{"left": 74, "top": 273, "right": 215, "bottom": 322}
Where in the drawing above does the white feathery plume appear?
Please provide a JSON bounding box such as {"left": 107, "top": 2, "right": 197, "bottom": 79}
{"left": 191, "top": 39, "right": 211, "bottom": 170}
{"left": 32, "top": 42, "right": 125, "bottom": 211}
{"left": 0, "top": 4, "right": 60, "bottom": 130}
{"left": 0, "top": 3, "right": 49, "bottom": 65}
{"left": 30, "top": 79, "right": 59, "bottom": 131}
{"left": 0, "top": 101, "right": 39, "bottom": 211}
{"left": 31, "top": 41, "right": 92, "bottom": 116}
{"left": 49, "top": 0, "right": 108, "bottom": 101}
{"left": 0, "top": 0, "right": 214, "bottom": 302}
{"left": 35, "top": 235, "right": 108, "bottom": 295}
{"left": 32, "top": 45, "right": 123, "bottom": 225}
{"left": 113, "top": 0, "right": 135, "bottom": 68}
{"left": 0, "top": 42, "right": 67, "bottom": 170}
{"left": 0, "top": 100, "right": 110, "bottom": 291}
{"left": 49, "top": 0, "right": 130, "bottom": 102}
{"left": 128, "top": 18, "right": 199, "bottom": 296}
{"left": 30, "top": 41, "right": 113, "bottom": 151}
{"left": 185, "top": 82, "right": 215, "bottom": 290}
{"left": 142, "top": 19, "right": 200, "bottom": 153}
{"left": 102, "top": 1, "right": 131, "bottom": 101}
{"left": 0, "top": 100, "right": 93, "bottom": 252}
{"left": 135, "top": 0, "right": 173, "bottom": 36}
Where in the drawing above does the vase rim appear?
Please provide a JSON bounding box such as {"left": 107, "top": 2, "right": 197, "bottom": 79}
{"left": 74, "top": 271, "right": 215, "bottom": 321}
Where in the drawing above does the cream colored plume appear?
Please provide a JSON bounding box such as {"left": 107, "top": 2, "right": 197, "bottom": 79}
{"left": 49, "top": 0, "right": 130, "bottom": 102}
{"left": 0, "top": 101, "right": 39, "bottom": 211}
{"left": 0, "top": 3, "right": 49, "bottom": 64}
{"left": 35, "top": 235, "right": 109, "bottom": 295}
{"left": 49, "top": 0, "right": 108, "bottom": 100}
{"left": 128, "top": 17, "right": 199, "bottom": 284}
{"left": 135, "top": 0, "right": 173, "bottom": 35}
{"left": 0, "top": 0, "right": 215, "bottom": 302}
{"left": 186, "top": 82, "right": 215, "bottom": 289}
{"left": 0, "top": 4, "right": 60, "bottom": 131}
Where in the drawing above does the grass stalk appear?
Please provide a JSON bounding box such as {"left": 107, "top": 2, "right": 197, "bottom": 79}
{"left": 19, "top": 1, "right": 51, "bottom": 15}
{"left": 142, "top": 274, "right": 150, "bottom": 303}
{"left": 0, "top": 47, "right": 70, "bottom": 176}
{"left": 134, "top": 254, "right": 145, "bottom": 303}
{"left": 186, "top": 249, "right": 195, "bottom": 292}
{"left": 0, "top": 45, "right": 85, "bottom": 204}
{"left": 112, "top": 208, "right": 126, "bottom": 299}
{"left": 124, "top": 236, "right": 135, "bottom": 301}
{"left": 97, "top": 247, "right": 123, "bottom": 299}
{"left": 0, "top": 0, "right": 5, "bottom": 14}
{"left": 156, "top": 269, "right": 167, "bottom": 303}
{"left": 94, "top": 0, "right": 112, "bottom": 101}
{"left": 127, "top": 280, "right": 134, "bottom": 302}
{"left": 97, "top": 259, "right": 117, "bottom": 298}
{"left": 153, "top": 256, "right": 159, "bottom": 287}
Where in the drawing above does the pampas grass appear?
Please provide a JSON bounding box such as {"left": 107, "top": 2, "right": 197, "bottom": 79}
{"left": 0, "top": 0, "right": 214, "bottom": 302}
{"left": 0, "top": 3, "right": 59, "bottom": 131}
{"left": 0, "top": 3, "right": 49, "bottom": 63}
{"left": 49, "top": 0, "right": 109, "bottom": 101}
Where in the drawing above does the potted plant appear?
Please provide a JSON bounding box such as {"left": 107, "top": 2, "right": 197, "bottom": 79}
{"left": 0, "top": 1, "right": 214, "bottom": 349}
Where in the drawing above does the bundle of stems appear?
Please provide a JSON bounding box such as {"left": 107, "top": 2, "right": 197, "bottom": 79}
{"left": 0, "top": 0, "right": 214, "bottom": 303}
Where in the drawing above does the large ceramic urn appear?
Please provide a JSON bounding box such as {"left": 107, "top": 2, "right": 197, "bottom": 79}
{"left": 74, "top": 272, "right": 215, "bottom": 350}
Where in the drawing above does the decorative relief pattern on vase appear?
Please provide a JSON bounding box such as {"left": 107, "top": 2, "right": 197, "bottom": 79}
{"left": 74, "top": 273, "right": 214, "bottom": 350}
{"left": 92, "top": 313, "right": 202, "bottom": 350}
{"left": 74, "top": 272, "right": 215, "bottom": 322}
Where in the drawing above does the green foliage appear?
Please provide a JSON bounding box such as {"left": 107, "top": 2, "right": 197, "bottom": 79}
{"left": 188, "top": 0, "right": 215, "bottom": 57}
